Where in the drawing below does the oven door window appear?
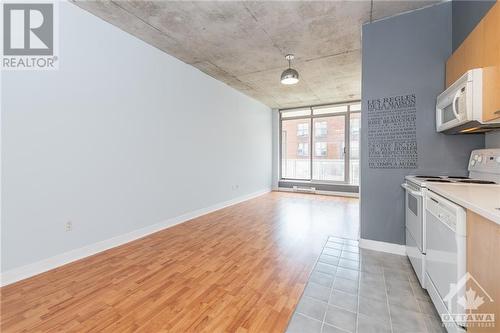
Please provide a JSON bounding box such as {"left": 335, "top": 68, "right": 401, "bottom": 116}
{"left": 405, "top": 190, "right": 423, "bottom": 252}
{"left": 408, "top": 193, "right": 419, "bottom": 216}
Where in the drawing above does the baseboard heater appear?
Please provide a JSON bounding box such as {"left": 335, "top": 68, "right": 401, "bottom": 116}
{"left": 292, "top": 186, "right": 316, "bottom": 193}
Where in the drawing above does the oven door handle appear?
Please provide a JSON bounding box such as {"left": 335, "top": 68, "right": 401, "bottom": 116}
{"left": 401, "top": 183, "right": 422, "bottom": 197}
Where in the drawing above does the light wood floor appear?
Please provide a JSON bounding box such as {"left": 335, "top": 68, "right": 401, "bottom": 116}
{"left": 0, "top": 192, "right": 359, "bottom": 333}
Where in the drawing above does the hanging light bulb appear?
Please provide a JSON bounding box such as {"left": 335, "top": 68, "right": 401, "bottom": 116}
{"left": 280, "top": 54, "right": 299, "bottom": 85}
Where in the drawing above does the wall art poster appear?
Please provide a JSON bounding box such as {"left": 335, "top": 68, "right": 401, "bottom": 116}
{"left": 368, "top": 94, "right": 417, "bottom": 169}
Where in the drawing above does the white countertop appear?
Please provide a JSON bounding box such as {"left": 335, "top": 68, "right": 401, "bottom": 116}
{"left": 426, "top": 183, "right": 500, "bottom": 225}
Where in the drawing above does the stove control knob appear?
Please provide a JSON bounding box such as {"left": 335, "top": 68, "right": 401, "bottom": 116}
{"left": 474, "top": 154, "right": 479, "bottom": 160}
{"left": 471, "top": 160, "right": 476, "bottom": 166}
{"left": 478, "top": 155, "right": 483, "bottom": 163}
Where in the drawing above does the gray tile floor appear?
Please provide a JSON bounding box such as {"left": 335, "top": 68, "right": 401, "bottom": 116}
{"left": 286, "top": 236, "right": 447, "bottom": 333}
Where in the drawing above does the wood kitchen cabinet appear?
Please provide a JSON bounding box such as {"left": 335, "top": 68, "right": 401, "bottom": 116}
{"left": 466, "top": 210, "right": 500, "bottom": 332}
{"left": 446, "top": 24, "right": 484, "bottom": 87}
{"left": 482, "top": 3, "right": 500, "bottom": 122}
{"left": 446, "top": 2, "right": 500, "bottom": 121}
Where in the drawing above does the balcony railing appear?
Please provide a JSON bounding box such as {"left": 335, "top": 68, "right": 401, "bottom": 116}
{"left": 281, "top": 159, "right": 359, "bottom": 184}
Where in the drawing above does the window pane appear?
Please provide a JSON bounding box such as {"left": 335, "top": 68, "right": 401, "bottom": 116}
{"left": 315, "top": 142, "right": 327, "bottom": 157}
{"left": 312, "top": 105, "right": 347, "bottom": 115}
{"left": 281, "top": 119, "right": 311, "bottom": 179}
{"left": 350, "top": 104, "right": 361, "bottom": 111}
{"left": 297, "top": 123, "right": 309, "bottom": 136}
{"left": 297, "top": 142, "right": 309, "bottom": 156}
{"left": 350, "top": 113, "right": 360, "bottom": 185}
{"left": 281, "top": 108, "right": 311, "bottom": 118}
{"left": 315, "top": 121, "right": 327, "bottom": 137}
{"left": 312, "top": 116, "right": 345, "bottom": 181}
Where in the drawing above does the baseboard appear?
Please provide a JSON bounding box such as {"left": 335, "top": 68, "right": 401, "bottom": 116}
{"left": 277, "top": 187, "right": 359, "bottom": 198}
{"left": 0, "top": 188, "right": 270, "bottom": 287}
{"left": 359, "top": 238, "right": 407, "bottom": 256}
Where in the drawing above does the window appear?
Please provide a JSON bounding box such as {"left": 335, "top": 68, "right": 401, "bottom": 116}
{"left": 313, "top": 104, "right": 347, "bottom": 115}
{"left": 282, "top": 118, "right": 310, "bottom": 179}
{"left": 350, "top": 103, "right": 361, "bottom": 111}
{"left": 315, "top": 142, "right": 327, "bottom": 157}
{"left": 349, "top": 112, "right": 361, "bottom": 185}
{"left": 298, "top": 143, "right": 309, "bottom": 156}
{"left": 280, "top": 102, "right": 361, "bottom": 184}
{"left": 297, "top": 123, "right": 309, "bottom": 137}
{"left": 313, "top": 116, "right": 345, "bottom": 181}
{"left": 315, "top": 121, "right": 327, "bottom": 137}
{"left": 281, "top": 108, "right": 311, "bottom": 118}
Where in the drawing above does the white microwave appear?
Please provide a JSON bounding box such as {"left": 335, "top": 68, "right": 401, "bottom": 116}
{"left": 436, "top": 68, "right": 500, "bottom": 133}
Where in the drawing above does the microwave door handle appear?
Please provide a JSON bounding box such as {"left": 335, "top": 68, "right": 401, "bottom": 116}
{"left": 452, "top": 90, "right": 461, "bottom": 119}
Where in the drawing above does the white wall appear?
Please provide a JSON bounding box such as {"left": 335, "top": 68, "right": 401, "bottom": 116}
{"left": 1, "top": 2, "right": 272, "bottom": 274}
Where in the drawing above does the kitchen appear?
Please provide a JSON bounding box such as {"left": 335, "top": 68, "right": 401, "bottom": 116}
{"left": 285, "top": 1, "right": 500, "bottom": 332}
{"left": 384, "top": 1, "right": 500, "bottom": 332}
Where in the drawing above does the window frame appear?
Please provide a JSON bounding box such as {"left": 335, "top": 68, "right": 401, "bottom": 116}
{"left": 279, "top": 101, "right": 361, "bottom": 184}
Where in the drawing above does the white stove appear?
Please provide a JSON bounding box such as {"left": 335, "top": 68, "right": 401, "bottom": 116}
{"left": 402, "top": 148, "right": 500, "bottom": 289}
{"left": 405, "top": 175, "right": 497, "bottom": 188}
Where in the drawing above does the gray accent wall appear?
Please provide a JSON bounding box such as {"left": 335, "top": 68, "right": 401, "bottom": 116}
{"left": 360, "top": 2, "right": 485, "bottom": 245}
{"left": 452, "top": 0, "right": 495, "bottom": 51}
{"left": 486, "top": 132, "right": 500, "bottom": 148}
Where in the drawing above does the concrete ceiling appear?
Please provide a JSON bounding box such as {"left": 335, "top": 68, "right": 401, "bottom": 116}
{"left": 72, "top": 1, "right": 439, "bottom": 109}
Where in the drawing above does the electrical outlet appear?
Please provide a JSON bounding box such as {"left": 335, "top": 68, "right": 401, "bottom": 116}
{"left": 65, "top": 221, "right": 73, "bottom": 232}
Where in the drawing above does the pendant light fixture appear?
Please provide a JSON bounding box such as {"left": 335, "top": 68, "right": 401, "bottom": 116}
{"left": 280, "top": 54, "right": 299, "bottom": 85}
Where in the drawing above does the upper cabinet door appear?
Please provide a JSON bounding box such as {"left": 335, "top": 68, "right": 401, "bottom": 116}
{"left": 445, "top": 2, "right": 500, "bottom": 122}
{"left": 446, "top": 23, "right": 484, "bottom": 88}
{"left": 482, "top": 3, "right": 500, "bottom": 122}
